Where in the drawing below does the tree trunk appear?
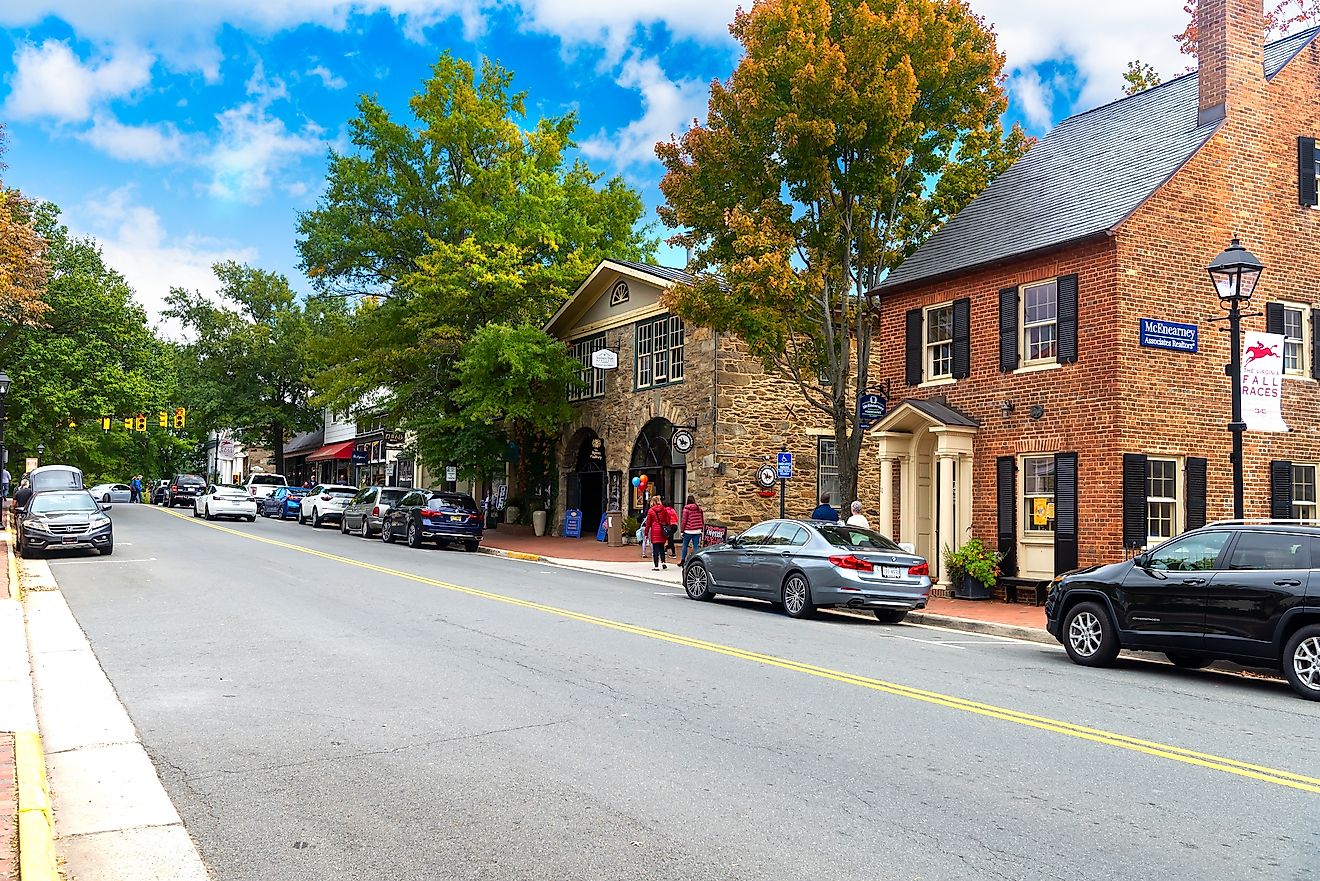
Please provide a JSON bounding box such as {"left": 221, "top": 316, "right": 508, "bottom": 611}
{"left": 271, "top": 422, "right": 285, "bottom": 476}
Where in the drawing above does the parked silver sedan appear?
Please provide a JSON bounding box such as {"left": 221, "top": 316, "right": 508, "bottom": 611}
{"left": 88, "top": 483, "right": 132, "bottom": 504}
{"left": 682, "top": 519, "right": 931, "bottom": 622}
{"left": 340, "top": 485, "right": 410, "bottom": 538}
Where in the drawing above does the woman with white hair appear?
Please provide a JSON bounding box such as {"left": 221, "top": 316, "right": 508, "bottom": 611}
{"left": 845, "top": 500, "right": 869, "bottom": 529}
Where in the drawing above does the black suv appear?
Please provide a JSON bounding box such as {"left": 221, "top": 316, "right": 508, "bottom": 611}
{"left": 1046, "top": 522, "right": 1320, "bottom": 700}
{"left": 165, "top": 473, "right": 207, "bottom": 508}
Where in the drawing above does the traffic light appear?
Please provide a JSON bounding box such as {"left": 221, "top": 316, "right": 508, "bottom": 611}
{"left": 135, "top": 413, "right": 147, "bottom": 432}
{"left": 101, "top": 416, "right": 112, "bottom": 432}
{"left": 159, "top": 411, "right": 168, "bottom": 428}
{"left": 174, "top": 407, "right": 186, "bottom": 429}
{"left": 123, "top": 417, "right": 133, "bottom": 430}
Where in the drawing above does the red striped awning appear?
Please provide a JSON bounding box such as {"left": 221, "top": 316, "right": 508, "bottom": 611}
{"left": 305, "top": 441, "right": 357, "bottom": 462}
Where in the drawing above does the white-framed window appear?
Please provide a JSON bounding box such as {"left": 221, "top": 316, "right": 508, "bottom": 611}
{"left": 1147, "top": 458, "right": 1179, "bottom": 545}
{"left": 1020, "top": 279, "right": 1058, "bottom": 365}
{"left": 1293, "top": 463, "right": 1317, "bottom": 521}
{"left": 635, "top": 315, "right": 685, "bottom": 390}
{"left": 1022, "top": 455, "right": 1055, "bottom": 534}
{"left": 817, "top": 438, "right": 840, "bottom": 507}
{"left": 1280, "top": 303, "right": 1308, "bottom": 377}
{"left": 568, "top": 334, "right": 607, "bottom": 402}
{"left": 925, "top": 303, "right": 953, "bottom": 380}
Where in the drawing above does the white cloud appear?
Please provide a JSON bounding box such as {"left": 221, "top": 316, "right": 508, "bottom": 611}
{"left": 514, "top": 0, "right": 738, "bottom": 63}
{"left": 79, "top": 114, "right": 192, "bottom": 164}
{"left": 4, "top": 39, "right": 152, "bottom": 123}
{"left": 75, "top": 186, "right": 257, "bottom": 335}
{"left": 307, "top": 64, "right": 347, "bottom": 90}
{"left": 1010, "top": 69, "right": 1054, "bottom": 132}
{"left": 581, "top": 55, "right": 706, "bottom": 168}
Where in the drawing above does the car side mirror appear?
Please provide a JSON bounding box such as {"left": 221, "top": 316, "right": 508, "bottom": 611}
{"left": 727, "top": 535, "right": 741, "bottom": 547}
{"left": 1134, "top": 552, "right": 1149, "bottom": 568}
{"left": 101, "top": 505, "right": 113, "bottom": 512}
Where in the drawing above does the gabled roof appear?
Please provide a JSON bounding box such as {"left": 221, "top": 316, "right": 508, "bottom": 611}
{"left": 544, "top": 259, "right": 698, "bottom": 337}
{"left": 881, "top": 27, "right": 1320, "bottom": 292}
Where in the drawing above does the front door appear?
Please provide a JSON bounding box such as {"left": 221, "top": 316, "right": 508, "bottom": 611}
{"left": 1204, "top": 530, "right": 1311, "bottom": 660}
{"left": 1119, "top": 530, "right": 1232, "bottom": 649}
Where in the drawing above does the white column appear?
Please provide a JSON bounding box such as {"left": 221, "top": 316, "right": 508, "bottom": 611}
{"left": 936, "top": 452, "right": 957, "bottom": 589}
{"left": 896, "top": 454, "right": 912, "bottom": 546}
{"left": 957, "top": 454, "right": 974, "bottom": 550}
{"left": 879, "top": 457, "right": 895, "bottom": 538}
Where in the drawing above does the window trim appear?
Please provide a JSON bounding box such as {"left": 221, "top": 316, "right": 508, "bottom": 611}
{"left": 1146, "top": 457, "right": 1181, "bottom": 547}
{"left": 924, "top": 301, "right": 954, "bottom": 381}
{"left": 1019, "top": 278, "right": 1059, "bottom": 368}
{"left": 1020, "top": 454, "right": 1055, "bottom": 538}
{"left": 1278, "top": 301, "right": 1310, "bottom": 378}
{"left": 816, "top": 437, "right": 840, "bottom": 509}
{"left": 1292, "top": 462, "right": 1318, "bottom": 522}
{"left": 633, "top": 315, "right": 685, "bottom": 391}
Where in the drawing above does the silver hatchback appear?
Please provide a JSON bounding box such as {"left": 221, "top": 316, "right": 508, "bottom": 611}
{"left": 340, "top": 486, "right": 410, "bottom": 538}
{"left": 682, "top": 519, "right": 931, "bottom": 622}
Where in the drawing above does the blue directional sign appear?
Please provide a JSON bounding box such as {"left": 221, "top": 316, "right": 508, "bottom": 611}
{"left": 776, "top": 452, "right": 793, "bottom": 480}
{"left": 1139, "top": 318, "right": 1198, "bottom": 353}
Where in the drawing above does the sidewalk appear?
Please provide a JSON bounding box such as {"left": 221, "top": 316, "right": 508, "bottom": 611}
{"left": 480, "top": 531, "right": 1049, "bottom": 637}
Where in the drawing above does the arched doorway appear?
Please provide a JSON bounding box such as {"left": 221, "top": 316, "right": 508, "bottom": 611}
{"left": 565, "top": 430, "right": 607, "bottom": 536}
{"left": 630, "top": 418, "right": 686, "bottom": 518}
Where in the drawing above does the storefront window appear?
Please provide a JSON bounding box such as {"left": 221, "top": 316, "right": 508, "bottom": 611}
{"left": 635, "top": 315, "right": 685, "bottom": 390}
{"left": 1022, "top": 455, "right": 1055, "bottom": 533}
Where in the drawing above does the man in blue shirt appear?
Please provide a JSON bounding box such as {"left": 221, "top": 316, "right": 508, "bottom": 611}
{"left": 810, "top": 493, "right": 839, "bottom": 522}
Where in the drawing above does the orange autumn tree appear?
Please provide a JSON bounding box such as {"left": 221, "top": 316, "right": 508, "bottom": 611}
{"left": 0, "top": 127, "right": 50, "bottom": 339}
{"left": 656, "top": 0, "right": 1028, "bottom": 503}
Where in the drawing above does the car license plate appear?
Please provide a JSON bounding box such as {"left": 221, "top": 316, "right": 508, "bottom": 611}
{"left": 62, "top": 538, "right": 77, "bottom": 544}
{"left": 449, "top": 514, "right": 464, "bottom": 522}
{"left": 881, "top": 565, "right": 903, "bottom": 579}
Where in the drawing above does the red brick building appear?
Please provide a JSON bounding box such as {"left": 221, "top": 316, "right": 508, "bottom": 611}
{"left": 870, "top": 0, "right": 1320, "bottom": 591}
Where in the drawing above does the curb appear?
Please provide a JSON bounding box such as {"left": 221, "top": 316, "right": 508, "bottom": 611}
{"left": 14, "top": 730, "right": 58, "bottom": 881}
{"left": 904, "top": 610, "right": 1055, "bottom": 645}
{"left": 478, "top": 546, "right": 543, "bottom": 562}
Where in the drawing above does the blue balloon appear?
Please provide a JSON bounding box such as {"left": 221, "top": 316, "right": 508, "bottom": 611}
{"left": 631, "top": 476, "right": 641, "bottom": 487}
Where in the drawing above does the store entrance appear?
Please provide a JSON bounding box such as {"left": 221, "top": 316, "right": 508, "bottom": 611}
{"left": 629, "top": 418, "right": 686, "bottom": 518}
{"left": 566, "top": 431, "right": 607, "bottom": 536}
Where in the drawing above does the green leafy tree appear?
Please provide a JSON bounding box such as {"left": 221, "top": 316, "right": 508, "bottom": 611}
{"left": 656, "top": 0, "right": 1028, "bottom": 503}
{"left": 166, "top": 262, "right": 348, "bottom": 470}
{"left": 1122, "top": 60, "right": 1163, "bottom": 95}
{"left": 297, "top": 53, "right": 654, "bottom": 491}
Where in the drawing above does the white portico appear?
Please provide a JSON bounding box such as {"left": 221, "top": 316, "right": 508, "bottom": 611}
{"left": 870, "top": 399, "right": 978, "bottom": 592}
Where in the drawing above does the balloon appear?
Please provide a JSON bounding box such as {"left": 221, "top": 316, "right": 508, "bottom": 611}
{"left": 631, "top": 476, "right": 640, "bottom": 487}
{"left": 639, "top": 475, "right": 649, "bottom": 486}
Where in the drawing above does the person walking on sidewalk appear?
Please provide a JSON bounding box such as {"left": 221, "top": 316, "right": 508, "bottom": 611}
{"left": 644, "top": 496, "right": 674, "bottom": 570}
{"left": 810, "top": 493, "right": 839, "bottom": 522}
{"left": 130, "top": 475, "right": 142, "bottom": 503}
{"left": 845, "top": 500, "right": 869, "bottom": 529}
{"left": 680, "top": 494, "right": 704, "bottom": 565}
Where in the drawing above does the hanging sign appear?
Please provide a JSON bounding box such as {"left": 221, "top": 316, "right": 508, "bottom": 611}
{"left": 858, "top": 392, "right": 888, "bottom": 428}
{"left": 590, "top": 349, "right": 619, "bottom": 370}
{"left": 756, "top": 464, "right": 777, "bottom": 488}
{"left": 1241, "top": 330, "right": 1289, "bottom": 432}
{"left": 1139, "top": 318, "right": 1198, "bottom": 353}
{"left": 496, "top": 484, "right": 508, "bottom": 509}
{"left": 671, "top": 428, "right": 694, "bottom": 455}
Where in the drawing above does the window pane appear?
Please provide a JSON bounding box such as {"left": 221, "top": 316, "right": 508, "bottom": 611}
{"left": 926, "top": 306, "right": 952, "bottom": 343}
{"left": 817, "top": 439, "right": 840, "bottom": 507}
{"left": 1147, "top": 531, "right": 1231, "bottom": 571}
{"left": 738, "top": 522, "right": 777, "bottom": 546}
{"left": 1293, "top": 464, "right": 1316, "bottom": 503}
{"left": 670, "top": 317, "right": 685, "bottom": 381}
{"left": 1147, "top": 459, "right": 1176, "bottom": 500}
{"left": 1024, "top": 282, "right": 1057, "bottom": 323}
{"left": 637, "top": 323, "right": 653, "bottom": 388}
{"left": 1227, "top": 531, "right": 1311, "bottom": 570}
{"left": 1022, "top": 456, "right": 1054, "bottom": 533}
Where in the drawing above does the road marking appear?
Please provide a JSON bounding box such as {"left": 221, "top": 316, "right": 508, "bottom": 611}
{"left": 891, "top": 634, "right": 966, "bottom": 650}
{"left": 47, "top": 558, "right": 157, "bottom": 565}
{"left": 149, "top": 505, "right": 1320, "bottom": 796}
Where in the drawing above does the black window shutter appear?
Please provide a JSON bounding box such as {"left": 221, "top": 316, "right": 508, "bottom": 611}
{"left": 996, "top": 456, "right": 1018, "bottom": 577}
{"left": 1311, "top": 308, "right": 1320, "bottom": 380}
{"left": 1056, "top": 274, "right": 1079, "bottom": 364}
{"left": 1266, "top": 302, "right": 1285, "bottom": 335}
{"left": 1122, "top": 453, "right": 1149, "bottom": 549}
{"left": 1299, "top": 137, "right": 1317, "bottom": 206}
{"left": 951, "top": 298, "right": 971, "bottom": 379}
{"left": 905, "top": 308, "right": 923, "bottom": 386}
{"left": 1271, "top": 460, "right": 1294, "bottom": 519}
{"left": 998, "top": 287, "right": 1019, "bottom": 372}
{"left": 1185, "top": 457, "right": 1207, "bottom": 531}
{"left": 1054, "top": 452, "right": 1078, "bottom": 575}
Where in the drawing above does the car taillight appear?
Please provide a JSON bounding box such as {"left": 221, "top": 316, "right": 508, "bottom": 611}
{"left": 371, "top": 506, "right": 380, "bottom": 516}
{"left": 908, "top": 561, "right": 929, "bottom": 577}
{"left": 321, "top": 494, "right": 332, "bottom": 500}
{"left": 421, "top": 508, "right": 440, "bottom": 518}
{"left": 828, "top": 554, "right": 874, "bottom": 573}
{"left": 170, "top": 485, "right": 177, "bottom": 492}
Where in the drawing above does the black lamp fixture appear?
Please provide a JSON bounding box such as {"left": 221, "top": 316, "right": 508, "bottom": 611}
{"left": 1208, "top": 236, "right": 1265, "bottom": 520}
{"left": 0, "top": 372, "right": 11, "bottom": 397}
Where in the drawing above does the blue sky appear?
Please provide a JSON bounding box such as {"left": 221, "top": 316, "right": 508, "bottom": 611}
{"left": 0, "top": 0, "right": 1196, "bottom": 333}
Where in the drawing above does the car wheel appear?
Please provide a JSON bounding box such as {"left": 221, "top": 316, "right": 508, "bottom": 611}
{"left": 381, "top": 521, "right": 395, "bottom": 544}
{"left": 205, "top": 504, "right": 215, "bottom": 521}
{"left": 360, "top": 517, "right": 371, "bottom": 539}
{"left": 464, "top": 540, "right": 479, "bottom": 552}
{"left": 247, "top": 516, "right": 256, "bottom": 523}
{"left": 1283, "top": 624, "right": 1320, "bottom": 701}
{"left": 191, "top": 504, "right": 200, "bottom": 518}
{"left": 407, "top": 521, "right": 421, "bottom": 549}
{"left": 1062, "top": 602, "right": 1120, "bottom": 666}
{"left": 312, "top": 508, "right": 322, "bottom": 529}
{"left": 781, "top": 572, "right": 815, "bottom": 619}
{"left": 340, "top": 516, "right": 349, "bottom": 535}
{"left": 684, "top": 561, "right": 714, "bottom": 600}
{"left": 874, "top": 609, "right": 908, "bottom": 624}
{"left": 102, "top": 493, "right": 111, "bottom": 503}
{"left": 101, "top": 540, "right": 113, "bottom": 556}
{"left": 1166, "top": 652, "right": 1212, "bottom": 669}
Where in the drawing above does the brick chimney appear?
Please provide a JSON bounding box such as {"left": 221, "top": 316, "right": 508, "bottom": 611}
{"left": 1198, "top": 0, "right": 1266, "bottom": 125}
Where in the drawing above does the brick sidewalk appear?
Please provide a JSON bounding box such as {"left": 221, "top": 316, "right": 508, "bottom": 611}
{"left": 1, "top": 734, "right": 13, "bottom": 881}
{"left": 481, "top": 530, "right": 1047, "bottom": 631}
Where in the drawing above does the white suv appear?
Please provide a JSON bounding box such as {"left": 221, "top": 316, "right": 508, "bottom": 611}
{"left": 244, "top": 473, "right": 288, "bottom": 503}
{"left": 300, "top": 484, "right": 358, "bottom": 528}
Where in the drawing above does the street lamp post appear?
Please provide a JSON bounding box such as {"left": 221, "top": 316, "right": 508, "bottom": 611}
{"left": 1208, "top": 237, "right": 1265, "bottom": 520}
{"left": 35, "top": 442, "right": 44, "bottom": 468}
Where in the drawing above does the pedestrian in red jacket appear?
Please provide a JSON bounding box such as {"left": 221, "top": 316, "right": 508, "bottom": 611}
{"left": 680, "top": 495, "right": 705, "bottom": 564}
{"left": 643, "top": 496, "right": 673, "bottom": 570}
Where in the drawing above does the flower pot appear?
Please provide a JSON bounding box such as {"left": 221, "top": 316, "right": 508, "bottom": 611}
{"left": 954, "top": 575, "right": 994, "bottom": 600}
{"left": 532, "top": 509, "right": 547, "bottom": 536}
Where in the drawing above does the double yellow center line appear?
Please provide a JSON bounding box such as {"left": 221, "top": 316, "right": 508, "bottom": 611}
{"left": 157, "top": 507, "right": 1320, "bottom": 795}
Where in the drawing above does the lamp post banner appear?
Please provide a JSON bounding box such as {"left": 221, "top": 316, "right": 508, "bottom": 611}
{"left": 1241, "top": 330, "right": 1289, "bottom": 432}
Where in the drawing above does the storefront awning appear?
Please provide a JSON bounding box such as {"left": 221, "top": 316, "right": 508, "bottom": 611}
{"left": 306, "top": 441, "right": 357, "bottom": 462}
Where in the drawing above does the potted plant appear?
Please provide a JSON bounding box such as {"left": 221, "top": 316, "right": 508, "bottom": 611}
{"left": 622, "top": 515, "right": 641, "bottom": 544}
{"left": 944, "top": 538, "right": 1002, "bottom": 600}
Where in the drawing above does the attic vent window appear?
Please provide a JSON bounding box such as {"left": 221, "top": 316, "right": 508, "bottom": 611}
{"left": 610, "top": 281, "right": 630, "bottom": 306}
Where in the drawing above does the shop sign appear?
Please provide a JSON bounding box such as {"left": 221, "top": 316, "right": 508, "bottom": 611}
{"left": 671, "top": 428, "right": 694, "bottom": 455}
{"left": 564, "top": 508, "right": 583, "bottom": 538}
{"left": 702, "top": 524, "right": 728, "bottom": 546}
{"left": 1139, "top": 318, "right": 1198, "bottom": 353}
{"left": 1242, "top": 330, "right": 1289, "bottom": 432}
{"left": 384, "top": 430, "right": 405, "bottom": 444}
{"left": 351, "top": 446, "right": 369, "bottom": 464}
{"left": 756, "top": 464, "right": 777, "bottom": 488}
{"left": 496, "top": 484, "right": 509, "bottom": 509}
{"left": 857, "top": 392, "right": 888, "bottom": 428}
{"left": 591, "top": 349, "right": 619, "bottom": 370}
{"left": 588, "top": 438, "right": 604, "bottom": 461}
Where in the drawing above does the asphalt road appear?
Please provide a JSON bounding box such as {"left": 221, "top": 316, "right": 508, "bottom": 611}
{"left": 43, "top": 503, "right": 1320, "bottom": 880}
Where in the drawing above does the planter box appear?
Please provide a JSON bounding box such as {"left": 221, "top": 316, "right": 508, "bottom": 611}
{"left": 953, "top": 576, "right": 994, "bottom": 600}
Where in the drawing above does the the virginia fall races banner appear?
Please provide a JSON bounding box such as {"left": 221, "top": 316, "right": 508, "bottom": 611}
{"left": 1241, "top": 330, "right": 1290, "bottom": 433}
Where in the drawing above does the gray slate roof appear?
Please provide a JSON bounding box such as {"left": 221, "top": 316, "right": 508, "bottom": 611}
{"left": 283, "top": 427, "right": 325, "bottom": 456}
{"left": 881, "top": 27, "right": 1320, "bottom": 291}
{"left": 907, "top": 397, "right": 980, "bottom": 428}
{"left": 611, "top": 259, "right": 695, "bottom": 286}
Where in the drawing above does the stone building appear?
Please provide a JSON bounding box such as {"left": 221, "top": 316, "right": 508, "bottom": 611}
{"left": 866, "top": 1, "right": 1320, "bottom": 591}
